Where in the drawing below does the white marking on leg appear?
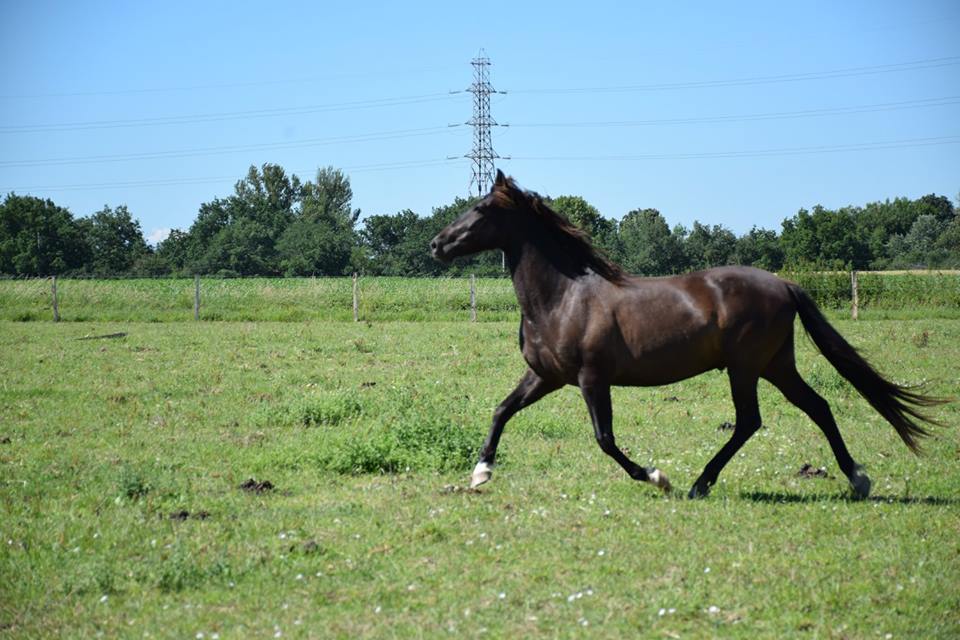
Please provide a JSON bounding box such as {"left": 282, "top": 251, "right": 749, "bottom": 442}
{"left": 850, "top": 464, "right": 871, "bottom": 499}
{"left": 470, "top": 461, "right": 494, "bottom": 489}
{"left": 648, "top": 468, "right": 672, "bottom": 493}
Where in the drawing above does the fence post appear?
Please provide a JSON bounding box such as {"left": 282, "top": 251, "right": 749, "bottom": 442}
{"left": 194, "top": 275, "right": 201, "bottom": 320}
{"left": 850, "top": 270, "right": 859, "bottom": 320}
{"left": 352, "top": 273, "right": 359, "bottom": 322}
{"left": 470, "top": 274, "right": 477, "bottom": 322}
{"left": 51, "top": 276, "right": 60, "bottom": 322}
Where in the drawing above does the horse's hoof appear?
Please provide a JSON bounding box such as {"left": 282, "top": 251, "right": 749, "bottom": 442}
{"left": 648, "top": 468, "right": 672, "bottom": 493}
{"left": 470, "top": 461, "right": 493, "bottom": 489}
{"left": 688, "top": 484, "right": 710, "bottom": 499}
{"left": 849, "top": 465, "right": 871, "bottom": 500}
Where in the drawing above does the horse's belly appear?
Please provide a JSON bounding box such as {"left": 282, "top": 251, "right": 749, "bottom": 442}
{"left": 613, "top": 359, "right": 719, "bottom": 386}
{"left": 612, "top": 339, "right": 724, "bottom": 386}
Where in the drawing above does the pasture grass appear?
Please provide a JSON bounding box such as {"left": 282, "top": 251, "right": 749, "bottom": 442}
{"left": 1, "top": 319, "right": 958, "bottom": 638}
{"left": 0, "top": 277, "right": 520, "bottom": 323}
{"left": 1, "top": 273, "right": 958, "bottom": 323}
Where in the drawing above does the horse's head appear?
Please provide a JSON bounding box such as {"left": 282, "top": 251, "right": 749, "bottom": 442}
{"left": 431, "top": 170, "right": 521, "bottom": 262}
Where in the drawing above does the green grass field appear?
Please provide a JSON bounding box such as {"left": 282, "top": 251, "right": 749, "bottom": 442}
{"left": 1, "top": 273, "right": 958, "bottom": 323}
{"left": 0, "top": 277, "right": 520, "bottom": 323}
{"left": 1, "top": 318, "right": 958, "bottom": 638}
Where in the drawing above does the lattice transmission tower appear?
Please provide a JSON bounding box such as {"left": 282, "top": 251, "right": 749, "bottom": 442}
{"left": 463, "top": 50, "right": 507, "bottom": 197}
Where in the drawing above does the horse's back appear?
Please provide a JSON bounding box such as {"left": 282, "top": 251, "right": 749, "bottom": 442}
{"left": 605, "top": 266, "right": 796, "bottom": 384}
{"left": 676, "top": 266, "right": 797, "bottom": 370}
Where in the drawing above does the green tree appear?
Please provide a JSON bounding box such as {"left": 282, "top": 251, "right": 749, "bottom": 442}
{"left": 548, "top": 195, "right": 619, "bottom": 259}
{"left": 931, "top": 216, "right": 960, "bottom": 268}
{"left": 815, "top": 206, "right": 868, "bottom": 269}
{"left": 915, "top": 194, "right": 955, "bottom": 225}
{"left": 617, "top": 208, "right": 683, "bottom": 275}
{"left": 734, "top": 227, "right": 784, "bottom": 271}
{"left": 683, "top": 221, "right": 737, "bottom": 271}
{"left": 231, "top": 164, "right": 301, "bottom": 233}
{"left": 277, "top": 166, "right": 359, "bottom": 275}
{"left": 856, "top": 198, "right": 919, "bottom": 267}
{"left": 186, "top": 164, "right": 318, "bottom": 275}
{"left": 780, "top": 208, "right": 819, "bottom": 268}
{"left": 80, "top": 204, "right": 149, "bottom": 275}
{"left": 277, "top": 218, "right": 354, "bottom": 276}
{"left": 903, "top": 215, "right": 945, "bottom": 253}
{"left": 781, "top": 205, "right": 867, "bottom": 269}
{"left": 359, "top": 209, "right": 420, "bottom": 275}
{"left": 155, "top": 229, "right": 192, "bottom": 274}
{"left": 0, "top": 193, "right": 88, "bottom": 275}
{"left": 887, "top": 214, "right": 949, "bottom": 268}
{"left": 199, "top": 218, "right": 275, "bottom": 276}
{"left": 130, "top": 252, "right": 172, "bottom": 276}
{"left": 301, "top": 166, "right": 360, "bottom": 226}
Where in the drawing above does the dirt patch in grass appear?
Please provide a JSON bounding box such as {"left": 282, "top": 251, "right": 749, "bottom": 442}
{"left": 797, "top": 463, "right": 829, "bottom": 479}
{"left": 239, "top": 478, "right": 274, "bottom": 493}
{"left": 439, "top": 484, "right": 482, "bottom": 495}
{"left": 169, "top": 510, "right": 210, "bottom": 521}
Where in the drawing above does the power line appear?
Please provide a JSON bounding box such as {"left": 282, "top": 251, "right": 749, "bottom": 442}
{"left": 2, "top": 56, "right": 954, "bottom": 135}
{"left": 0, "top": 66, "right": 460, "bottom": 100}
{"left": 509, "top": 55, "right": 960, "bottom": 95}
{"left": 4, "top": 136, "right": 955, "bottom": 193}
{"left": 507, "top": 135, "right": 960, "bottom": 162}
{"left": 0, "top": 126, "right": 466, "bottom": 168}
{"left": 0, "top": 93, "right": 466, "bottom": 134}
{"left": 0, "top": 159, "right": 467, "bottom": 193}
{"left": 509, "top": 96, "right": 960, "bottom": 128}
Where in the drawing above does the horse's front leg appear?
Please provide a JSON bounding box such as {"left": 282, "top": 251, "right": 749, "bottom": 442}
{"left": 579, "top": 375, "right": 672, "bottom": 493}
{"left": 471, "top": 368, "right": 559, "bottom": 488}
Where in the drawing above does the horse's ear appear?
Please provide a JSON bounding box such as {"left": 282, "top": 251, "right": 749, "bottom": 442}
{"left": 494, "top": 169, "right": 507, "bottom": 187}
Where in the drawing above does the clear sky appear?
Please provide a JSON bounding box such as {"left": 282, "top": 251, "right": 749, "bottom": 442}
{"left": 2, "top": 0, "right": 958, "bottom": 244}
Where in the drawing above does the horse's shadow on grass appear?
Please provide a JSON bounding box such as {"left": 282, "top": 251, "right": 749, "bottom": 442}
{"left": 740, "top": 491, "right": 959, "bottom": 507}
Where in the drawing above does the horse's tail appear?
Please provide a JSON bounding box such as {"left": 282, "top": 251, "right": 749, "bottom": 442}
{"left": 787, "top": 283, "right": 945, "bottom": 453}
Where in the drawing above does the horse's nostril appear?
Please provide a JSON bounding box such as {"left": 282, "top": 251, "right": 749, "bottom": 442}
{"left": 430, "top": 239, "right": 438, "bottom": 250}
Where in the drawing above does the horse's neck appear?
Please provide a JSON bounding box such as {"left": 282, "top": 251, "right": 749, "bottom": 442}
{"left": 508, "top": 239, "right": 576, "bottom": 321}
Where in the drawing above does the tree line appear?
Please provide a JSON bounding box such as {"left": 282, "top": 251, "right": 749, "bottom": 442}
{"left": 2, "top": 163, "right": 957, "bottom": 277}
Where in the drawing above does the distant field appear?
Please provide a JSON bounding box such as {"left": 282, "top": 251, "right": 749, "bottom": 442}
{"left": 1, "top": 271, "right": 958, "bottom": 322}
{"left": 1, "top": 318, "right": 958, "bottom": 637}
{"left": 0, "top": 277, "right": 519, "bottom": 323}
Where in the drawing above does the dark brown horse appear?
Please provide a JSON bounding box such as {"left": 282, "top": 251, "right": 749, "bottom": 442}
{"left": 431, "top": 171, "right": 943, "bottom": 498}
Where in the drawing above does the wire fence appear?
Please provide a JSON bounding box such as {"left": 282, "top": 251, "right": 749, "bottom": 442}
{"left": 0, "top": 272, "right": 958, "bottom": 322}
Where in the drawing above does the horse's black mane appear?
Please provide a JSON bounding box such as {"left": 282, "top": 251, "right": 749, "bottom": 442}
{"left": 492, "top": 178, "right": 627, "bottom": 284}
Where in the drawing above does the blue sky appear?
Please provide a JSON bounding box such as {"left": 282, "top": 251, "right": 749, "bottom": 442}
{"left": 1, "top": 0, "right": 958, "bottom": 244}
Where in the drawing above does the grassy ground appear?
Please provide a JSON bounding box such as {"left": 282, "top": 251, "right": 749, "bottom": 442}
{"left": 1, "top": 319, "right": 958, "bottom": 638}
{"left": 1, "top": 274, "right": 958, "bottom": 322}
{"left": 0, "top": 278, "right": 520, "bottom": 323}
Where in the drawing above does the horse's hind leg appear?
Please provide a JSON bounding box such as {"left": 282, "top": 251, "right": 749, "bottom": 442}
{"left": 471, "top": 368, "right": 559, "bottom": 488}
{"left": 763, "top": 362, "right": 870, "bottom": 498}
{"left": 689, "top": 370, "right": 762, "bottom": 498}
{"left": 580, "top": 376, "right": 672, "bottom": 493}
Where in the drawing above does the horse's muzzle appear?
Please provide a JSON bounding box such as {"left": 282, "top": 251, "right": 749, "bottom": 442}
{"left": 430, "top": 236, "right": 450, "bottom": 262}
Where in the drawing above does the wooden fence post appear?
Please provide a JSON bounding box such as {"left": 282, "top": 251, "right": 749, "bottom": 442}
{"left": 194, "top": 275, "right": 201, "bottom": 321}
{"left": 470, "top": 274, "right": 477, "bottom": 322}
{"left": 850, "top": 270, "right": 859, "bottom": 320}
{"left": 51, "top": 276, "right": 60, "bottom": 322}
{"left": 352, "top": 273, "right": 359, "bottom": 322}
